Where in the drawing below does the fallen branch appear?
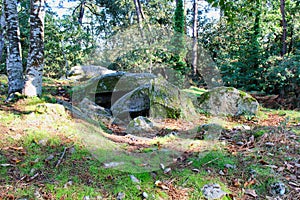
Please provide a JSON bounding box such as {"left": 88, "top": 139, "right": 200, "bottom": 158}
{"left": 55, "top": 147, "right": 68, "bottom": 168}
{"left": 201, "top": 157, "right": 219, "bottom": 167}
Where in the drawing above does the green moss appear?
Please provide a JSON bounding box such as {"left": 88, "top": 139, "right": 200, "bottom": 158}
{"left": 253, "top": 129, "right": 266, "bottom": 138}
{"left": 197, "top": 92, "right": 210, "bottom": 105}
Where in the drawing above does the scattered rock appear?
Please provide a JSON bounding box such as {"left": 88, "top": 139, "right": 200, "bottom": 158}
{"left": 197, "top": 123, "right": 223, "bottom": 140}
{"left": 78, "top": 97, "right": 112, "bottom": 123}
{"left": 244, "top": 189, "right": 258, "bottom": 198}
{"left": 45, "top": 154, "right": 54, "bottom": 162}
{"left": 64, "top": 180, "right": 73, "bottom": 188}
{"left": 271, "top": 182, "right": 286, "bottom": 196}
{"left": 163, "top": 167, "right": 171, "bottom": 174}
{"left": 142, "top": 191, "right": 149, "bottom": 199}
{"left": 103, "top": 162, "right": 125, "bottom": 168}
{"left": 196, "top": 86, "right": 259, "bottom": 116}
{"left": 234, "top": 125, "right": 251, "bottom": 130}
{"left": 35, "top": 103, "right": 67, "bottom": 117}
{"left": 38, "top": 139, "right": 48, "bottom": 146}
{"left": 236, "top": 141, "right": 244, "bottom": 146}
{"left": 116, "top": 192, "right": 125, "bottom": 200}
{"left": 129, "top": 175, "right": 140, "bottom": 183}
{"left": 224, "top": 164, "right": 236, "bottom": 169}
{"left": 201, "top": 184, "right": 226, "bottom": 200}
{"left": 126, "top": 116, "right": 155, "bottom": 134}
{"left": 218, "top": 170, "right": 225, "bottom": 175}
{"left": 67, "top": 65, "right": 115, "bottom": 81}
{"left": 265, "top": 142, "right": 275, "bottom": 147}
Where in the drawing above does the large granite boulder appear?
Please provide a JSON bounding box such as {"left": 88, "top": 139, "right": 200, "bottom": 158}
{"left": 67, "top": 65, "right": 115, "bottom": 81}
{"left": 196, "top": 86, "right": 259, "bottom": 116}
{"left": 78, "top": 98, "right": 112, "bottom": 124}
{"left": 72, "top": 72, "right": 156, "bottom": 108}
{"left": 111, "top": 77, "right": 197, "bottom": 124}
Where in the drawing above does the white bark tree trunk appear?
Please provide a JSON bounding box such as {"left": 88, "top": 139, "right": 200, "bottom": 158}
{"left": 23, "top": 0, "right": 45, "bottom": 97}
{"left": 4, "top": 0, "right": 24, "bottom": 96}
{"left": 0, "top": 7, "right": 5, "bottom": 61}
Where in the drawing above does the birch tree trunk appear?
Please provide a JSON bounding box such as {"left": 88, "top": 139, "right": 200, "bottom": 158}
{"left": 0, "top": 7, "right": 5, "bottom": 61}
{"left": 192, "top": 0, "right": 198, "bottom": 75}
{"left": 23, "top": 0, "right": 45, "bottom": 97}
{"left": 4, "top": 0, "right": 24, "bottom": 96}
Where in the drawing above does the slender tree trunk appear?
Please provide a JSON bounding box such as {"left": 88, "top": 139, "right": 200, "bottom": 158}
{"left": 133, "top": 0, "right": 144, "bottom": 38}
{"left": 4, "top": 0, "right": 24, "bottom": 96}
{"left": 23, "top": 0, "right": 45, "bottom": 97}
{"left": 287, "top": 18, "right": 294, "bottom": 54}
{"left": 280, "top": 0, "right": 287, "bottom": 57}
{"left": 192, "top": 0, "right": 198, "bottom": 75}
{"left": 137, "top": 0, "right": 145, "bottom": 20}
{"left": 137, "top": 0, "right": 152, "bottom": 33}
{"left": 78, "top": 0, "right": 85, "bottom": 25}
{"left": 0, "top": 7, "right": 5, "bottom": 61}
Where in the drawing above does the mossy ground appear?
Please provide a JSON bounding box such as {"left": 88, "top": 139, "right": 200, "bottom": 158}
{"left": 0, "top": 78, "right": 299, "bottom": 199}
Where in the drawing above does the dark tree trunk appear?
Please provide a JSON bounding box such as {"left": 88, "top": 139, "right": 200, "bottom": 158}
{"left": 133, "top": 0, "right": 144, "bottom": 38}
{"left": 78, "top": 1, "right": 85, "bottom": 25}
{"left": 280, "top": 0, "right": 287, "bottom": 57}
{"left": 192, "top": 0, "right": 198, "bottom": 75}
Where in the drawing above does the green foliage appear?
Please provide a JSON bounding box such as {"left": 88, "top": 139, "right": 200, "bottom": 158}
{"left": 172, "top": 0, "right": 187, "bottom": 74}
{"left": 44, "top": 14, "right": 96, "bottom": 78}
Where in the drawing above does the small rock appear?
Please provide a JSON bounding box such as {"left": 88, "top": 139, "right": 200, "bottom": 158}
{"left": 236, "top": 141, "right": 244, "bottom": 146}
{"left": 64, "top": 181, "right": 73, "bottom": 188}
{"left": 192, "top": 168, "right": 200, "bottom": 173}
{"left": 38, "top": 139, "right": 48, "bottom": 146}
{"left": 142, "top": 191, "right": 148, "bottom": 199}
{"left": 265, "top": 142, "right": 275, "bottom": 147}
{"left": 45, "top": 154, "right": 54, "bottom": 161}
{"left": 219, "top": 170, "right": 225, "bottom": 175}
{"left": 244, "top": 189, "right": 258, "bottom": 198}
{"left": 201, "top": 184, "right": 226, "bottom": 200}
{"left": 83, "top": 196, "right": 90, "bottom": 200}
{"left": 30, "top": 168, "right": 36, "bottom": 175}
{"left": 225, "top": 164, "right": 236, "bottom": 169}
{"left": 68, "top": 147, "right": 76, "bottom": 154}
{"left": 116, "top": 192, "right": 125, "bottom": 200}
{"left": 103, "top": 162, "right": 124, "bottom": 168}
{"left": 163, "top": 168, "right": 171, "bottom": 174}
{"left": 271, "top": 182, "right": 286, "bottom": 196}
{"left": 129, "top": 175, "right": 140, "bottom": 183}
{"left": 160, "top": 163, "right": 165, "bottom": 170}
{"left": 242, "top": 125, "right": 251, "bottom": 130}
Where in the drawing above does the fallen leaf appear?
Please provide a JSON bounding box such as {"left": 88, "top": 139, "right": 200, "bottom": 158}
{"left": 155, "top": 180, "right": 169, "bottom": 190}
{"left": 244, "top": 179, "right": 256, "bottom": 187}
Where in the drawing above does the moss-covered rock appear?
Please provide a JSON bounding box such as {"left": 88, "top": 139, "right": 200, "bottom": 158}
{"left": 196, "top": 86, "right": 259, "bottom": 116}
{"left": 126, "top": 116, "right": 155, "bottom": 134}
{"left": 72, "top": 72, "right": 156, "bottom": 107}
{"left": 111, "top": 77, "right": 197, "bottom": 124}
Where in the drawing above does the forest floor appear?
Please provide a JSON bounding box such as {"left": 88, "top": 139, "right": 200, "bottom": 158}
{"left": 0, "top": 77, "right": 299, "bottom": 200}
